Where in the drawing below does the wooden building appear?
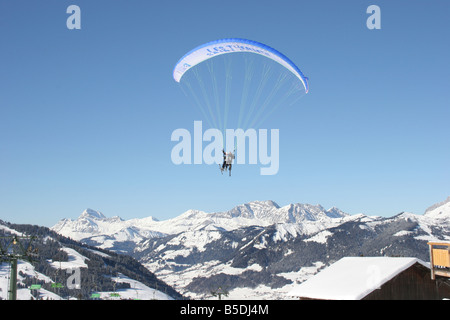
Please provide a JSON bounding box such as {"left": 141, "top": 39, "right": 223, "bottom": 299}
{"left": 428, "top": 242, "right": 450, "bottom": 280}
{"left": 289, "top": 257, "right": 450, "bottom": 300}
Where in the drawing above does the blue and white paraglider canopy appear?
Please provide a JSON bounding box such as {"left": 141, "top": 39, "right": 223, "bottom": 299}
{"left": 173, "top": 38, "right": 309, "bottom": 93}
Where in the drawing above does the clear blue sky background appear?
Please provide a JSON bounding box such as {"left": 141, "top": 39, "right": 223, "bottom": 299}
{"left": 0, "top": 0, "right": 449, "bottom": 227}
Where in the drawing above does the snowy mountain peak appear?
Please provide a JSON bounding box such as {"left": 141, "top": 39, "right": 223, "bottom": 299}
{"left": 226, "top": 200, "right": 280, "bottom": 220}
{"left": 80, "top": 208, "right": 106, "bottom": 220}
{"left": 424, "top": 196, "right": 450, "bottom": 220}
{"left": 249, "top": 200, "right": 280, "bottom": 208}
{"left": 325, "top": 206, "right": 348, "bottom": 219}
{"left": 282, "top": 203, "right": 348, "bottom": 223}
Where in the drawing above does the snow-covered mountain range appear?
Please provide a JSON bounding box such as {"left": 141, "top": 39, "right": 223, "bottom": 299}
{"left": 52, "top": 198, "right": 450, "bottom": 299}
{"left": 52, "top": 201, "right": 349, "bottom": 248}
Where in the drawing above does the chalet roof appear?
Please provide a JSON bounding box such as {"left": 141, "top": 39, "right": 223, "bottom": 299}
{"left": 289, "top": 257, "right": 429, "bottom": 300}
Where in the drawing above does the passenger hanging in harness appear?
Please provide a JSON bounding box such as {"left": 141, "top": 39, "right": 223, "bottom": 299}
{"left": 220, "top": 149, "right": 235, "bottom": 176}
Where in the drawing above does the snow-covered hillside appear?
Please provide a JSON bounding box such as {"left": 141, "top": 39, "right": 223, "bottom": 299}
{"left": 0, "top": 253, "right": 171, "bottom": 300}
{"left": 0, "top": 222, "right": 182, "bottom": 300}
{"left": 424, "top": 196, "right": 450, "bottom": 220}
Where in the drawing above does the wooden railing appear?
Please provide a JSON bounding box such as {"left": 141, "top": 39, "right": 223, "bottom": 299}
{"left": 427, "top": 242, "right": 450, "bottom": 280}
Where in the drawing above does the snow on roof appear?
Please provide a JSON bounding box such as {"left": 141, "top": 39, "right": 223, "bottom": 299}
{"left": 289, "top": 257, "right": 429, "bottom": 300}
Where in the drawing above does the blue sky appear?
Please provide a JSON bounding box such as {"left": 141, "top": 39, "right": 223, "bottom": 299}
{"left": 0, "top": 0, "right": 449, "bottom": 227}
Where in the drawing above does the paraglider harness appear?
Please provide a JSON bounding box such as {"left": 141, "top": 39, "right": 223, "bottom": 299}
{"left": 221, "top": 149, "right": 235, "bottom": 176}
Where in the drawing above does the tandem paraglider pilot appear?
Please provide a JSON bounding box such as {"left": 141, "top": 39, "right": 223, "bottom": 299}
{"left": 220, "top": 149, "right": 235, "bottom": 176}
